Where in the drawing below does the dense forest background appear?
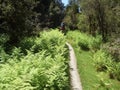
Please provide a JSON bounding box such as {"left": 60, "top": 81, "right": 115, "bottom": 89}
{"left": 0, "top": 0, "right": 120, "bottom": 43}
{"left": 0, "top": 0, "right": 65, "bottom": 43}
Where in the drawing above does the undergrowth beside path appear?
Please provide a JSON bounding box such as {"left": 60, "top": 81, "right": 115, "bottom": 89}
{"left": 75, "top": 50, "right": 99, "bottom": 90}
{"left": 74, "top": 49, "right": 120, "bottom": 90}
{"left": 0, "top": 29, "right": 70, "bottom": 90}
{"left": 66, "top": 31, "right": 120, "bottom": 90}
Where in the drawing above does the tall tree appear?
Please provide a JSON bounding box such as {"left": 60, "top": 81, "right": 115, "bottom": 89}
{"left": 64, "top": 0, "right": 79, "bottom": 29}
{"left": 34, "top": 0, "right": 64, "bottom": 28}
{"left": 48, "top": 0, "right": 64, "bottom": 27}
{"left": 0, "top": 0, "right": 65, "bottom": 44}
{"left": 79, "top": 0, "right": 120, "bottom": 41}
{"left": 0, "top": 0, "right": 38, "bottom": 43}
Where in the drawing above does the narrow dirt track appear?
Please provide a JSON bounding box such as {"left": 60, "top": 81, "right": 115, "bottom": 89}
{"left": 66, "top": 42, "right": 82, "bottom": 90}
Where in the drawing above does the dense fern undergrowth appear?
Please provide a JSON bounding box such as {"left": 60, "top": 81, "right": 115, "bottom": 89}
{"left": 0, "top": 29, "right": 120, "bottom": 90}
{"left": 0, "top": 29, "right": 70, "bottom": 90}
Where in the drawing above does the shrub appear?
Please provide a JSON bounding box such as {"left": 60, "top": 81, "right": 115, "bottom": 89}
{"left": 93, "top": 50, "right": 112, "bottom": 72}
{"left": 0, "top": 34, "right": 10, "bottom": 63}
{"left": 19, "top": 29, "right": 67, "bottom": 56}
{"left": 102, "top": 38, "right": 120, "bottom": 62}
{"left": 0, "top": 46, "right": 9, "bottom": 63}
{"left": 93, "top": 49, "right": 120, "bottom": 81}
{"left": 108, "top": 62, "right": 120, "bottom": 81}
{"left": 19, "top": 37, "right": 36, "bottom": 55}
{"left": 0, "top": 34, "right": 9, "bottom": 46}
{"left": 77, "top": 14, "right": 89, "bottom": 32}
{"left": 66, "top": 31, "right": 102, "bottom": 50}
{"left": 31, "top": 29, "right": 67, "bottom": 57}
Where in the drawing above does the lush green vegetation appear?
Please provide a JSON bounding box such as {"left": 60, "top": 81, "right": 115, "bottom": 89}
{"left": 0, "top": 30, "right": 70, "bottom": 90}
{"left": 66, "top": 31, "right": 120, "bottom": 90}
{"left": 66, "top": 31, "right": 102, "bottom": 50}
{"left": 64, "top": 0, "right": 120, "bottom": 41}
{"left": 0, "top": 0, "right": 119, "bottom": 90}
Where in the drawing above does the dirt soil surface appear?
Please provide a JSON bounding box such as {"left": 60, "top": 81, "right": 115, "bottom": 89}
{"left": 66, "top": 42, "right": 82, "bottom": 90}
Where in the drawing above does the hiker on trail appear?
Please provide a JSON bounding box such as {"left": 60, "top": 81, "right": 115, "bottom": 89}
{"left": 60, "top": 22, "right": 65, "bottom": 32}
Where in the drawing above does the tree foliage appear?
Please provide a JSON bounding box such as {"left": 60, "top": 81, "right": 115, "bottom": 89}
{"left": 0, "top": 0, "right": 64, "bottom": 44}
{"left": 79, "top": 0, "right": 120, "bottom": 41}
{"left": 34, "top": 0, "right": 64, "bottom": 28}
{"left": 0, "top": 0, "right": 37, "bottom": 43}
{"left": 63, "top": 0, "right": 79, "bottom": 30}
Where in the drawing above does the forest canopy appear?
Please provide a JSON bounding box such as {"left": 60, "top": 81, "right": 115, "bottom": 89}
{"left": 0, "top": 0, "right": 64, "bottom": 43}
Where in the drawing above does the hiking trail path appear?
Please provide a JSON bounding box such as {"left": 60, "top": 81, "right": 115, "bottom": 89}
{"left": 66, "top": 42, "right": 83, "bottom": 90}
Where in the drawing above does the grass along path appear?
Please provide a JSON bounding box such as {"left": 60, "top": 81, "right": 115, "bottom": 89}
{"left": 74, "top": 49, "right": 99, "bottom": 90}
{"left": 74, "top": 47, "right": 120, "bottom": 90}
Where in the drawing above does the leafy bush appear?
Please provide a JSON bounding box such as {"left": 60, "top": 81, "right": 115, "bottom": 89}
{"left": 19, "top": 37, "right": 36, "bottom": 54}
{"left": 102, "top": 38, "right": 120, "bottom": 62}
{"left": 0, "top": 46, "right": 9, "bottom": 63}
{"left": 10, "top": 47, "right": 24, "bottom": 60}
{"left": 31, "top": 29, "right": 67, "bottom": 57}
{"left": 19, "top": 29, "right": 67, "bottom": 56}
{"left": 66, "top": 31, "right": 102, "bottom": 50}
{"left": 108, "top": 62, "right": 120, "bottom": 81}
{"left": 0, "top": 34, "right": 9, "bottom": 46}
{"left": 0, "top": 34, "right": 10, "bottom": 63}
{"left": 93, "top": 49, "right": 120, "bottom": 81}
{"left": 93, "top": 50, "right": 112, "bottom": 72}
{"left": 77, "top": 14, "right": 89, "bottom": 32}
